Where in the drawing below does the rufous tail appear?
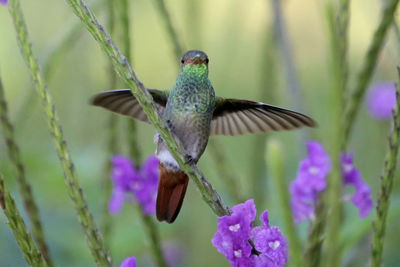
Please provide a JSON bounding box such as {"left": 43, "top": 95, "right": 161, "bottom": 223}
{"left": 156, "top": 163, "right": 189, "bottom": 223}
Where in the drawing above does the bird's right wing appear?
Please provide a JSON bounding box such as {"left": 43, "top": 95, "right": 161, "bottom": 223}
{"left": 210, "top": 98, "right": 316, "bottom": 136}
{"left": 91, "top": 89, "right": 169, "bottom": 123}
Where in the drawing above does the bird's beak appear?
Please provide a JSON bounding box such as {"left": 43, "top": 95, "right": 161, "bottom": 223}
{"left": 192, "top": 56, "right": 202, "bottom": 64}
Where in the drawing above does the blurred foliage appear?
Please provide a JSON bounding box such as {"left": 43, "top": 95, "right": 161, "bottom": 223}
{"left": 0, "top": 0, "right": 400, "bottom": 266}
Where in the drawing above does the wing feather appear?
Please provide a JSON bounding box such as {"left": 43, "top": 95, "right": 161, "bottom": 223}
{"left": 91, "top": 89, "right": 169, "bottom": 123}
{"left": 211, "top": 98, "right": 316, "bottom": 136}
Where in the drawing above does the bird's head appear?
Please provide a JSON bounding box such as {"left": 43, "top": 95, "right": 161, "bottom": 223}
{"left": 180, "top": 50, "right": 209, "bottom": 75}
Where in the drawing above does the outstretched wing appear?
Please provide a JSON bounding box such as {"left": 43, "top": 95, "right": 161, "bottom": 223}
{"left": 211, "top": 98, "right": 316, "bottom": 136}
{"left": 91, "top": 89, "right": 169, "bottom": 123}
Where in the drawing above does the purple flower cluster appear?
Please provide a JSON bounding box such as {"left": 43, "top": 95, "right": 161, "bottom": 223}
{"left": 109, "top": 155, "right": 159, "bottom": 215}
{"left": 341, "top": 153, "right": 373, "bottom": 218}
{"left": 0, "top": 0, "right": 7, "bottom": 6}
{"left": 212, "top": 199, "right": 288, "bottom": 267}
{"left": 290, "top": 142, "right": 331, "bottom": 223}
{"left": 120, "top": 256, "right": 136, "bottom": 267}
{"left": 290, "top": 141, "right": 373, "bottom": 223}
{"left": 367, "top": 82, "right": 396, "bottom": 120}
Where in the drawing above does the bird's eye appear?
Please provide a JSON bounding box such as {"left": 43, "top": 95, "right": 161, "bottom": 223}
{"left": 181, "top": 57, "right": 184, "bottom": 64}
{"left": 205, "top": 58, "right": 209, "bottom": 64}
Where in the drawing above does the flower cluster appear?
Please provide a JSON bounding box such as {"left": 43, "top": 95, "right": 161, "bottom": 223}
{"left": 120, "top": 256, "right": 136, "bottom": 267}
{"left": 367, "top": 82, "right": 396, "bottom": 120}
{"left": 109, "top": 155, "right": 159, "bottom": 215}
{"left": 212, "top": 199, "right": 288, "bottom": 267}
{"left": 290, "top": 141, "right": 331, "bottom": 223}
{"left": 290, "top": 141, "right": 373, "bottom": 223}
{"left": 341, "top": 152, "right": 373, "bottom": 218}
{"left": 0, "top": 0, "right": 7, "bottom": 6}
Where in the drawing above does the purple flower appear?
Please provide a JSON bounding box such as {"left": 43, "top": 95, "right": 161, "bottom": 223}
{"left": 109, "top": 155, "right": 159, "bottom": 215}
{"left": 252, "top": 211, "right": 288, "bottom": 267}
{"left": 120, "top": 256, "right": 136, "bottom": 267}
{"left": 367, "top": 82, "right": 396, "bottom": 120}
{"left": 212, "top": 199, "right": 255, "bottom": 266}
{"left": 0, "top": 0, "right": 8, "bottom": 5}
{"left": 341, "top": 153, "right": 373, "bottom": 218}
{"left": 290, "top": 141, "right": 331, "bottom": 223}
{"left": 212, "top": 200, "right": 288, "bottom": 267}
{"left": 289, "top": 142, "right": 373, "bottom": 223}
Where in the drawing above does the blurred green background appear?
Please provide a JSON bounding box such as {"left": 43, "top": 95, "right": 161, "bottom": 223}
{"left": 1, "top": 0, "right": 400, "bottom": 266}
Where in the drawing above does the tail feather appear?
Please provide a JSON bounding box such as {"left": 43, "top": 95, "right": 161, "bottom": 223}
{"left": 156, "top": 163, "right": 189, "bottom": 223}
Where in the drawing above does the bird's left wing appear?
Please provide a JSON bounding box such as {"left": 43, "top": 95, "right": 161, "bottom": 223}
{"left": 91, "top": 89, "right": 169, "bottom": 123}
{"left": 211, "top": 98, "right": 316, "bottom": 136}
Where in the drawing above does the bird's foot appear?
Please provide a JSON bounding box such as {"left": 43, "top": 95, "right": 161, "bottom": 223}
{"left": 166, "top": 119, "right": 173, "bottom": 129}
{"left": 184, "top": 154, "right": 195, "bottom": 165}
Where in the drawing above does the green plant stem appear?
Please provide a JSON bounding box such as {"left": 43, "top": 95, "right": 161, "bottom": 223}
{"left": 118, "top": 2, "right": 167, "bottom": 266}
{"left": 7, "top": 0, "right": 111, "bottom": 265}
{"left": 304, "top": 196, "right": 326, "bottom": 267}
{"left": 138, "top": 207, "right": 168, "bottom": 267}
{"left": 343, "top": 0, "right": 400, "bottom": 147}
{"left": 266, "top": 139, "right": 303, "bottom": 267}
{"left": 100, "top": 0, "right": 119, "bottom": 246}
{"left": 152, "top": 0, "right": 184, "bottom": 59}
{"left": 64, "top": 0, "right": 231, "bottom": 217}
{"left": 0, "top": 173, "right": 48, "bottom": 267}
{"left": 371, "top": 69, "right": 400, "bottom": 267}
{"left": 0, "top": 78, "right": 53, "bottom": 265}
{"left": 324, "top": 1, "right": 350, "bottom": 266}
{"left": 100, "top": 115, "right": 117, "bottom": 246}
{"left": 208, "top": 139, "right": 244, "bottom": 203}
{"left": 119, "top": 0, "right": 142, "bottom": 164}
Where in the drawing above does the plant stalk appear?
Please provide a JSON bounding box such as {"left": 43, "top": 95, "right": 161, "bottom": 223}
{"left": 8, "top": 0, "right": 112, "bottom": 265}
{"left": 0, "top": 173, "right": 49, "bottom": 267}
{"left": 0, "top": 77, "right": 53, "bottom": 265}
{"left": 371, "top": 69, "right": 400, "bottom": 267}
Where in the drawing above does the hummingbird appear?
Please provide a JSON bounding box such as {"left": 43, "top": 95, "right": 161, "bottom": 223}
{"left": 91, "top": 50, "right": 315, "bottom": 223}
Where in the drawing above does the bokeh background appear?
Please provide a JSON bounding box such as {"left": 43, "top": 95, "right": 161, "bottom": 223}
{"left": 0, "top": 0, "right": 400, "bottom": 266}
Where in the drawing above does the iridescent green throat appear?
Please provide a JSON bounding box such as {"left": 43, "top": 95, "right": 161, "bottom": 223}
{"left": 181, "top": 63, "right": 208, "bottom": 78}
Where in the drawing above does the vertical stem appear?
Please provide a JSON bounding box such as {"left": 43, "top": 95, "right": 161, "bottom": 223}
{"left": 0, "top": 173, "right": 48, "bottom": 267}
{"left": 119, "top": 1, "right": 167, "bottom": 266}
{"left": 304, "top": 198, "right": 326, "bottom": 267}
{"left": 0, "top": 77, "right": 53, "bottom": 265}
{"left": 343, "top": 0, "right": 400, "bottom": 146}
{"left": 266, "top": 139, "right": 304, "bottom": 267}
{"left": 371, "top": 70, "right": 400, "bottom": 267}
{"left": 7, "top": 0, "right": 111, "bottom": 265}
{"left": 101, "top": 0, "right": 119, "bottom": 246}
{"left": 120, "top": 0, "right": 141, "bottom": 163}
{"left": 324, "top": 1, "right": 350, "bottom": 266}
{"left": 138, "top": 207, "right": 168, "bottom": 267}
{"left": 100, "top": 115, "right": 117, "bottom": 246}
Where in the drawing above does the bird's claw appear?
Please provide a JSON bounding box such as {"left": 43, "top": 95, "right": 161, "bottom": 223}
{"left": 185, "top": 154, "right": 195, "bottom": 164}
{"left": 166, "top": 119, "right": 173, "bottom": 129}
